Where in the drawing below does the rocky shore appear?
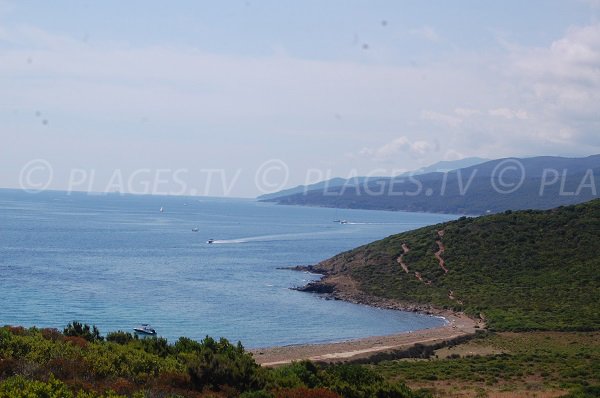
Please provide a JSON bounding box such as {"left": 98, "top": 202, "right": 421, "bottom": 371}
{"left": 289, "top": 265, "right": 445, "bottom": 316}
{"left": 252, "top": 265, "right": 484, "bottom": 366}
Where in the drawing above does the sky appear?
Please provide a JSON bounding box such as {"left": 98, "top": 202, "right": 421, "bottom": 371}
{"left": 1, "top": 0, "right": 599, "bottom": 197}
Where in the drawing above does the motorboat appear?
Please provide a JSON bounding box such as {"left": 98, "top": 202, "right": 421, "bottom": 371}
{"left": 133, "top": 324, "right": 156, "bottom": 335}
{"left": 207, "top": 239, "right": 215, "bottom": 244}
{"left": 192, "top": 227, "right": 199, "bottom": 232}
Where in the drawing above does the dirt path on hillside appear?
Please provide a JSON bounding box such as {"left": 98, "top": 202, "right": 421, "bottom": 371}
{"left": 435, "top": 230, "right": 448, "bottom": 273}
{"left": 396, "top": 243, "right": 410, "bottom": 273}
{"left": 396, "top": 243, "right": 433, "bottom": 285}
{"left": 270, "top": 229, "right": 482, "bottom": 367}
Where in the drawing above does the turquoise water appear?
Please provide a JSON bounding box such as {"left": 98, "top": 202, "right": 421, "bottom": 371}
{"left": 0, "top": 189, "right": 457, "bottom": 347}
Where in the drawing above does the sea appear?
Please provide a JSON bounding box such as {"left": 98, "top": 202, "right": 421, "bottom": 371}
{"left": 0, "top": 189, "right": 457, "bottom": 348}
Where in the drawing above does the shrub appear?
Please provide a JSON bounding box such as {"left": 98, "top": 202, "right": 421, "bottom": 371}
{"left": 173, "top": 336, "right": 204, "bottom": 354}
{"left": 275, "top": 387, "right": 341, "bottom": 398}
{"left": 65, "top": 336, "right": 89, "bottom": 349}
{"left": 0, "top": 375, "right": 67, "bottom": 397}
{"left": 185, "top": 337, "right": 265, "bottom": 392}
{"left": 269, "top": 361, "right": 320, "bottom": 389}
{"left": 41, "top": 328, "right": 63, "bottom": 342}
{"left": 105, "top": 331, "right": 136, "bottom": 345}
{"left": 137, "top": 337, "right": 171, "bottom": 357}
{"left": 0, "top": 324, "right": 428, "bottom": 398}
{"left": 64, "top": 322, "right": 103, "bottom": 343}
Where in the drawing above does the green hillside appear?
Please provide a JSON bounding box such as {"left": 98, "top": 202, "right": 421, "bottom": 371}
{"left": 307, "top": 199, "right": 600, "bottom": 331}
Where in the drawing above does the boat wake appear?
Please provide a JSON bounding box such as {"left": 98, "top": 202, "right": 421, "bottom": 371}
{"left": 344, "top": 222, "right": 422, "bottom": 225}
{"left": 208, "top": 230, "right": 340, "bottom": 244}
{"left": 208, "top": 222, "right": 424, "bottom": 244}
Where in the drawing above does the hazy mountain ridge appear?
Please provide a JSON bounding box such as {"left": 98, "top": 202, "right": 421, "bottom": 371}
{"left": 257, "top": 157, "right": 488, "bottom": 201}
{"left": 262, "top": 155, "right": 600, "bottom": 214}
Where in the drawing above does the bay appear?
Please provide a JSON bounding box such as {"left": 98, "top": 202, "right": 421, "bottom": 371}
{"left": 0, "top": 189, "right": 457, "bottom": 347}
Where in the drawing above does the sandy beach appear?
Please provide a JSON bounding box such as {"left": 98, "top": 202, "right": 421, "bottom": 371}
{"left": 251, "top": 311, "right": 482, "bottom": 366}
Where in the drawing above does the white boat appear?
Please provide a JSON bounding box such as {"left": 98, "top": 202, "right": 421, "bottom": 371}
{"left": 192, "top": 227, "right": 199, "bottom": 232}
{"left": 133, "top": 324, "right": 156, "bottom": 335}
{"left": 207, "top": 239, "right": 215, "bottom": 244}
{"left": 159, "top": 207, "right": 164, "bottom": 213}
{"left": 339, "top": 220, "right": 348, "bottom": 224}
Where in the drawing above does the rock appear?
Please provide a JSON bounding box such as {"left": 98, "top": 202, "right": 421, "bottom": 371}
{"left": 278, "top": 265, "right": 328, "bottom": 275}
{"left": 295, "top": 281, "right": 336, "bottom": 294}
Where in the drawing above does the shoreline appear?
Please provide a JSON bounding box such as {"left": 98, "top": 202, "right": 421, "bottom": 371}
{"left": 257, "top": 200, "right": 481, "bottom": 217}
{"left": 253, "top": 267, "right": 484, "bottom": 366}
{"left": 251, "top": 310, "right": 482, "bottom": 366}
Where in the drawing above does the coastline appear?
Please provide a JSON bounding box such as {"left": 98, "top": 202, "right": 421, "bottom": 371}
{"left": 252, "top": 266, "right": 484, "bottom": 366}
{"left": 257, "top": 199, "right": 479, "bottom": 217}
{"left": 251, "top": 311, "right": 481, "bottom": 366}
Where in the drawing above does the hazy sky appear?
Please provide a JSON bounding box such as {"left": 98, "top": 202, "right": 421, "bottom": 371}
{"left": 1, "top": 1, "right": 599, "bottom": 197}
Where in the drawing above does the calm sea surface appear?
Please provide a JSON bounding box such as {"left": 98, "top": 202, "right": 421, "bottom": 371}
{"left": 0, "top": 189, "right": 457, "bottom": 347}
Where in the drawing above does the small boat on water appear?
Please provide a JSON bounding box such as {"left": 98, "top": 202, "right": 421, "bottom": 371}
{"left": 207, "top": 239, "right": 215, "bottom": 244}
{"left": 133, "top": 324, "right": 156, "bottom": 335}
{"left": 159, "top": 207, "right": 164, "bottom": 213}
{"left": 192, "top": 227, "right": 199, "bottom": 232}
{"left": 339, "top": 220, "right": 348, "bottom": 224}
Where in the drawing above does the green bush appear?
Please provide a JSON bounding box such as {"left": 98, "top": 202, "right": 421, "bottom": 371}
{"left": 63, "top": 322, "right": 103, "bottom": 343}
{"left": 185, "top": 336, "right": 265, "bottom": 392}
{"left": 0, "top": 375, "right": 126, "bottom": 398}
{"left": 105, "top": 331, "right": 137, "bottom": 345}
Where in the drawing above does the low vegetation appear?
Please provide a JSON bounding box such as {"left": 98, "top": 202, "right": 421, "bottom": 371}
{"left": 0, "top": 324, "right": 425, "bottom": 397}
{"left": 373, "top": 331, "right": 600, "bottom": 397}
{"left": 311, "top": 199, "right": 600, "bottom": 331}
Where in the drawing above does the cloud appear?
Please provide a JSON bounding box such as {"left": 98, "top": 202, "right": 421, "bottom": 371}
{"left": 443, "top": 149, "right": 465, "bottom": 161}
{"left": 414, "top": 23, "right": 600, "bottom": 156}
{"left": 1, "top": 25, "right": 477, "bottom": 127}
{"left": 410, "top": 26, "right": 440, "bottom": 42}
{"left": 1, "top": 20, "right": 600, "bottom": 194}
{"left": 579, "top": 0, "right": 600, "bottom": 8}
{"left": 355, "top": 137, "right": 435, "bottom": 162}
{"left": 420, "top": 110, "right": 462, "bottom": 127}
{"left": 453, "top": 108, "right": 481, "bottom": 117}
{"left": 510, "top": 23, "right": 600, "bottom": 145}
{"left": 488, "top": 108, "right": 528, "bottom": 119}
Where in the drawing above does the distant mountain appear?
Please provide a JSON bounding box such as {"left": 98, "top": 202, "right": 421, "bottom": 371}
{"left": 257, "top": 157, "right": 489, "bottom": 201}
{"left": 408, "top": 157, "right": 489, "bottom": 174}
{"left": 257, "top": 177, "right": 384, "bottom": 201}
{"left": 261, "top": 155, "right": 600, "bottom": 214}
{"left": 298, "top": 199, "right": 600, "bottom": 331}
